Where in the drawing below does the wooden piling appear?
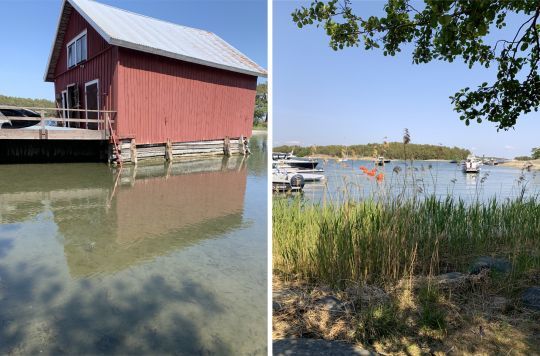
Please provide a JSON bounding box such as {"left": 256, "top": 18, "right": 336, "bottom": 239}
{"left": 224, "top": 136, "right": 231, "bottom": 156}
{"left": 131, "top": 139, "right": 138, "bottom": 165}
{"left": 166, "top": 139, "right": 173, "bottom": 161}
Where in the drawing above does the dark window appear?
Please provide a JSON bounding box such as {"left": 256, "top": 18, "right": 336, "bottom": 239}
{"left": 68, "top": 32, "right": 87, "bottom": 69}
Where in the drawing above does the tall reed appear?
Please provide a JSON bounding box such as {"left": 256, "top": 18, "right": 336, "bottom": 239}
{"left": 273, "top": 196, "right": 540, "bottom": 289}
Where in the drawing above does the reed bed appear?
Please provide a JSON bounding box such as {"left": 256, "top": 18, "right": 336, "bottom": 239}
{"left": 273, "top": 195, "right": 540, "bottom": 289}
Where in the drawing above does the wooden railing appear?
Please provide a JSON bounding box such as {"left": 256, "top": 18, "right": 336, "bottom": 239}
{"left": 0, "top": 106, "right": 116, "bottom": 140}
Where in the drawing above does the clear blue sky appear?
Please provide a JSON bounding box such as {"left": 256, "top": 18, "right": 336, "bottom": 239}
{"left": 273, "top": 1, "right": 540, "bottom": 158}
{"left": 0, "top": 0, "right": 267, "bottom": 99}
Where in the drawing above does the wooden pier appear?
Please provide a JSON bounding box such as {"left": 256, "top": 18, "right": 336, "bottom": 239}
{"left": 0, "top": 106, "right": 114, "bottom": 141}
{"left": 0, "top": 106, "right": 251, "bottom": 164}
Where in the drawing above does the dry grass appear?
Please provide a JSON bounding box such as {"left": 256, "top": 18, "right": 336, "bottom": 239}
{"left": 273, "top": 272, "right": 540, "bottom": 355}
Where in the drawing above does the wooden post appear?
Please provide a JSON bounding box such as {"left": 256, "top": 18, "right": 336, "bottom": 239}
{"left": 224, "top": 136, "right": 231, "bottom": 156}
{"left": 40, "top": 110, "right": 46, "bottom": 140}
{"left": 244, "top": 137, "right": 251, "bottom": 155}
{"left": 165, "top": 139, "right": 173, "bottom": 161}
{"left": 131, "top": 139, "right": 138, "bottom": 165}
{"left": 104, "top": 113, "right": 109, "bottom": 140}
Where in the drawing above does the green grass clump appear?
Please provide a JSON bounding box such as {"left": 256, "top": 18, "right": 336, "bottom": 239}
{"left": 418, "top": 286, "right": 446, "bottom": 330}
{"left": 273, "top": 196, "right": 540, "bottom": 289}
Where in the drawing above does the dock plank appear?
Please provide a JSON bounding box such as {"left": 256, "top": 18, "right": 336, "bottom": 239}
{"left": 0, "top": 129, "right": 106, "bottom": 140}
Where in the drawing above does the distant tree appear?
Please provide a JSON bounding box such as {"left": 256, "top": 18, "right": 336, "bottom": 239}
{"left": 274, "top": 142, "right": 470, "bottom": 160}
{"left": 532, "top": 147, "right": 540, "bottom": 159}
{"left": 254, "top": 83, "right": 268, "bottom": 124}
{"left": 292, "top": 0, "right": 540, "bottom": 130}
{"left": 0, "top": 94, "right": 55, "bottom": 108}
{"left": 515, "top": 155, "right": 533, "bottom": 161}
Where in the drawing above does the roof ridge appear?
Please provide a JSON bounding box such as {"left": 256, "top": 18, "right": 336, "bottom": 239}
{"left": 74, "top": 0, "right": 213, "bottom": 35}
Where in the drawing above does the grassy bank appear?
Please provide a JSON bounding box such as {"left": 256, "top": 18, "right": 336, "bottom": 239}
{"left": 273, "top": 197, "right": 540, "bottom": 353}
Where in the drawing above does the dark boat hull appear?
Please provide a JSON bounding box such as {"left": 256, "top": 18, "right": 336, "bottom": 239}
{"left": 285, "top": 161, "right": 318, "bottom": 169}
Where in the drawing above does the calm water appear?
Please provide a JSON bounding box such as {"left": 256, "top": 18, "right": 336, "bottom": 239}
{"left": 0, "top": 133, "right": 267, "bottom": 355}
{"left": 302, "top": 159, "right": 540, "bottom": 203}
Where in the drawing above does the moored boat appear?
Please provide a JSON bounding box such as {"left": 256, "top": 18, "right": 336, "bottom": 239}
{"left": 272, "top": 168, "right": 305, "bottom": 192}
{"left": 375, "top": 156, "right": 385, "bottom": 166}
{"left": 273, "top": 151, "right": 319, "bottom": 169}
{"left": 461, "top": 155, "right": 482, "bottom": 173}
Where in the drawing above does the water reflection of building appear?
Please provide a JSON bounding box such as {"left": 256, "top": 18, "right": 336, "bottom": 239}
{"left": 0, "top": 157, "right": 248, "bottom": 277}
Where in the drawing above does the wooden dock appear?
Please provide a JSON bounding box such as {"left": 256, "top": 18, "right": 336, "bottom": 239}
{"left": 0, "top": 106, "right": 114, "bottom": 141}
{"left": 0, "top": 106, "right": 250, "bottom": 164}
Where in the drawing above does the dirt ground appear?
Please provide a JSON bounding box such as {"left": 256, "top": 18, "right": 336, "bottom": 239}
{"left": 273, "top": 274, "right": 540, "bottom": 355}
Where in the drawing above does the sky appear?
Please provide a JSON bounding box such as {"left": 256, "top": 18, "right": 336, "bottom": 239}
{"left": 0, "top": 0, "right": 267, "bottom": 99}
{"left": 273, "top": 1, "right": 540, "bottom": 158}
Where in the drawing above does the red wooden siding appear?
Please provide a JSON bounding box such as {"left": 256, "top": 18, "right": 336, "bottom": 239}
{"left": 117, "top": 48, "right": 257, "bottom": 144}
{"left": 52, "top": 8, "right": 259, "bottom": 145}
{"left": 53, "top": 9, "right": 116, "bottom": 113}
{"left": 54, "top": 10, "right": 110, "bottom": 78}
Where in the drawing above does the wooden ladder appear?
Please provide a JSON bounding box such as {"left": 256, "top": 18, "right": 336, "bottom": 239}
{"left": 106, "top": 114, "right": 123, "bottom": 166}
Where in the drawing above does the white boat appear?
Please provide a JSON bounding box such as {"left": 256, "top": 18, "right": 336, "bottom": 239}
{"left": 272, "top": 168, "right": 305, "bottom": 192}
{"left": 375, "top": 156, "right": 385, "bottom": 166}
{"left": 272, "top": 164, "right": 325, "bottom": 183}
{"left": 272, "top": 151, "right": 319, "bottom": 169}
{"left": 461, "top": 156, "right": 482, "bottom": 173}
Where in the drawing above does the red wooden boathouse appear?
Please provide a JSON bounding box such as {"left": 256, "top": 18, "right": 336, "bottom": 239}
{"left": 40, "top": 0, "right": 266, "bottom": 163}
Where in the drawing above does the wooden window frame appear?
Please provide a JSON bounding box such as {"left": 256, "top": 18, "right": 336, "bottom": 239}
{"left": 66, "top": 29, "right": 88, "bottom": 69}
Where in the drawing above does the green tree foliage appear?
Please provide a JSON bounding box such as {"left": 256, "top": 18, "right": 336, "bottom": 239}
{"left": 515, "top": 155, "right": 533, "bottom": 160}
{"left": 532, "top": 146, "right": 540, "bottom": 159}
{"left": 0, "top": 94, "right": 55, "bottom": 108}
{"left": 254, "top": 82, "right": 268, "bottom": 124}
{"left": 292, "top": 0, "right": 540, "bottom": 130}
{"left": 274, "top": 142, "right": 470, "bottom": 160}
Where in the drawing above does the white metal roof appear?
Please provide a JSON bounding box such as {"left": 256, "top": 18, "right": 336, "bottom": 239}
{"left": 45, "top": 0, "right": 267, "bottom": 81}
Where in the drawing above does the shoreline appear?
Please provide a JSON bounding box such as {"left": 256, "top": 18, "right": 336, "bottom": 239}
{"left": 292, "top": 155, "right": 540, "bottom": 170}
{"left": 499, "top": 159, "right": 540, "bottom": 170}
{"left": 305, "top": 155, "right": 456, "bottom": 162}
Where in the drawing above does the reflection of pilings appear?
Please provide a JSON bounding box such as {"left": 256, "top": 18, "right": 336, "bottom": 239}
{"left": 114, "top": 155, "right": 248, "bottom": 185}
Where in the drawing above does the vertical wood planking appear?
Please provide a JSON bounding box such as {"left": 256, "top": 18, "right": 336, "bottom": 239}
{"left": 117, "top": 48, "right": 257, "bottom": 145}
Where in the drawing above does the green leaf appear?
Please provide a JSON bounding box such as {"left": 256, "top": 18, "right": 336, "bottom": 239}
{"left": 439, "top": 15, "right": 452, "bottom": 26}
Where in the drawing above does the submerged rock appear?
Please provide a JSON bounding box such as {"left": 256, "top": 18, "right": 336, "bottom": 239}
{"left": 470, "top": 256, "right": 512, "bottom": 274}
{"left": 522, "top": 286, "right": 540, "bottom": 311}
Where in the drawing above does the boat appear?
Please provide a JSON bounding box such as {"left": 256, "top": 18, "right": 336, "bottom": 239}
{"left": 449, "top": 160, "right": 458, "bottom": 164}
{"left": 272, "top": 164, "right": 325, "bottom": 183}
{"left": 272, "top": 168, "right": 305, "bottom": 192}
{"left": 273, "top": 151, "right": 319, "bottom": 169}
{"left": 375, "top": 156, "right": 385, "bottom": 166}
{"left": 461, "top": 155, "right": 482, "bottom": 173}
